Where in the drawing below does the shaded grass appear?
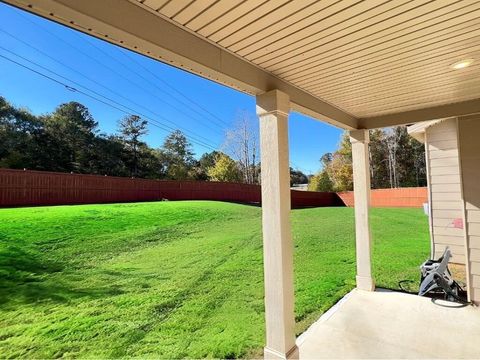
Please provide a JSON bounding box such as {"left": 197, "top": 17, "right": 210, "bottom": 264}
{"left": 0, "top": 201, "right": 429, "bottom": 358}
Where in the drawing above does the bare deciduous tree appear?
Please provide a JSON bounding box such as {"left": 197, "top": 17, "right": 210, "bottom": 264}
{"left": 384, "top": 127, "right": 400, "bottom": 188}
{"left": 311, "top": 126, "right": 427, "bottom": 191}
{"left": 222, "top": 111, "right": 259, "bottom": 184}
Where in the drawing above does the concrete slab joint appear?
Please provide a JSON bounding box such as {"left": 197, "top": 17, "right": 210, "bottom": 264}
{"left": 256, "top": 90, "right": 298, "bottom": 360}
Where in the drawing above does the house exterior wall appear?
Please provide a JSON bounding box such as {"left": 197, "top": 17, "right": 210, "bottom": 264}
{"left": 425, "top": 119, "right": 465, "bottom": 264}
{"left": 458, "top": 115, "right": 480, "bottom": 303}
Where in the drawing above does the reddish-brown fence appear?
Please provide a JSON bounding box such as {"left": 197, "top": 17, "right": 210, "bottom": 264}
{"left": 338, "top": 187, "right": 428, "bottom": 208}
{"left": 0, "top": 169, "right": 428, "bottom": 208}
{"left": 0, "top": 168, "right": 343, "bottom": 208}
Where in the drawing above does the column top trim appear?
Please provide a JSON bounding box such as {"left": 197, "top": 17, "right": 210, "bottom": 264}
{"left": 349, "top": 129, "right": 370, "bottom": 144}
{"left": 256, "top": 90, "right": 290, "bottom": 117}
{"left": 257, "top": 109, "right": 289, "bottom": 118}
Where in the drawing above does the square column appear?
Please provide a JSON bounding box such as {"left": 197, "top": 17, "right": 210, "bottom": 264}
{"left": 256, "top": 90, "right": 298, "bottom": 360}
{"left": 350, "top": 130, "right": 375, "bottom": 291}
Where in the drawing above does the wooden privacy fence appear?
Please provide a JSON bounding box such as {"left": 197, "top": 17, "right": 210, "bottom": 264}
{"left": 0, "top": 169, "right": 427, "bottom": 208}
{"left": 0, "top": 169, "right": 343, "bottom": 208}
{"left": 338, "top": 187, "right": 428, "bottom": 208}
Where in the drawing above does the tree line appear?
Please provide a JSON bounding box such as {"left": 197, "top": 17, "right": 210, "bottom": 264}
{"left": 309, "top": 127, "right": 427, "bottom": 192}
{"left": 1, "top": 96, "right": 310, "bottom": 185}
{"left": 2, "top": 96, "right": 424, "bottom": 191}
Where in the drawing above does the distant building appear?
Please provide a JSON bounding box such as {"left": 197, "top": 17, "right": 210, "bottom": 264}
{"left": 291, "top": 183, "right": 309, "bottom": 191}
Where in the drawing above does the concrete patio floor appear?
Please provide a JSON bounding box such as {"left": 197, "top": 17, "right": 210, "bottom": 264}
{"left": 297, "top": 289, "right": 480, "bottom": 359}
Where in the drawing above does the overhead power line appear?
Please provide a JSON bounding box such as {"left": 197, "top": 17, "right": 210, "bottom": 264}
{"left": 0, "top": 52, "right": 217, "bottom": 152}
{"left": 81, "top": 34, "right": 230, "bottom": 131}
{"left": 15, "top": 12, "right": 228, "bottom": 135}
{"left": 0, "top": 29, "right": 218, "bottom": 149}
{"left": 117, "top": 47, "right": 231, "bottom": 128}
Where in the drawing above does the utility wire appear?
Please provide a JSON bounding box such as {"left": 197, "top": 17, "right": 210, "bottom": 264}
{"left": 15, "top": 12, "right": 227, "bottom": 136}
{"left": 1, "top": 51, "right": 216, "bottom": 151}
{"left": 0, "top": 48, "right": 217, "bottom": 151}
{"left": 17, "top": 9, "right": 229, "bottom": 129}
{"left": 117, "top": 46, "right": 230, "bottom": 128}
{"left": 0, "top": 52, "right": 217, "bottom": 151}
{"left": 0, "top": 27, "right": 216, "bottom": 144}
{"left": 81, "top": 34, "right": 229, "bottom": 132}
{"left": 0, "top": 29, "right": 218, "bottom": 148}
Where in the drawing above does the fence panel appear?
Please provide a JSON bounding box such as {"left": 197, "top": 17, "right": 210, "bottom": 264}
{"left": 337, "top": 187, "right": 428, "bottom": 208}
{"left": 0, "top": 169, "right": 332, "bottom": 208}
{"left": 0, "top": 169, "right": 427, "bottom": 208}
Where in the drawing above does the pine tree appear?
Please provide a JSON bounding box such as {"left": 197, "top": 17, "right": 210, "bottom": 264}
{"left": 118, "top": 114, "right": 148, "bottom": 177}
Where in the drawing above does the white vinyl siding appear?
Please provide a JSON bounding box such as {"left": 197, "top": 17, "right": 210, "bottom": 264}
{"left": 425, "top": 119, "right": 465, "bottom": 264}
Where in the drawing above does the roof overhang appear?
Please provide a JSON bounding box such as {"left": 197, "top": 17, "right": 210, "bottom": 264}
{"left": 360, "top": 98, "right": 480, "bottom": 130}
{"left": 407, "top": 120, "right": 445, "bottom": 143}
{"left": 4, "top": 0, "right": 480, "bottom": 130}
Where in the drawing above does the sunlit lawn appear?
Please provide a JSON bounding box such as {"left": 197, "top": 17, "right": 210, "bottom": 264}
{"left": 0, "top": 201, "right": 429, "bottom": 358}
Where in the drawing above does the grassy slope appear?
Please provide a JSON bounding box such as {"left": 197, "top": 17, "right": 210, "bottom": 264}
{"left": 0, "top": 201, "right": 429, "bottom": 358}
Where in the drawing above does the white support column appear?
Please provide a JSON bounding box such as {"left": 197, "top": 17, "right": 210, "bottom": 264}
{"left": 350, "top": 130, "right": 375, "bottom": 291}
{"left": 256, "top": 90, "right": 298, "bottom": 360}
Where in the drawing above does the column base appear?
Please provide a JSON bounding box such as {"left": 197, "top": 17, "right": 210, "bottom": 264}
{"left": 264, "top": 345, "right": 299, "bottom": 359}
{"left": 356, "top": 275, "right": 375, "bottom": 291}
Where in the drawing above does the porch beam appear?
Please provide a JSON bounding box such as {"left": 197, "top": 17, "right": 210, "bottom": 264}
{"left": 3, "top": 0, "right": 358, "bottom": 130}
{"left": 358, "top": 98, "right": 480, "bottom": 129}
{"left": 256, "top": 90, "right": 298, "bottom": 360}
{"left": 350, "top": 130, "right": 375, "bottom": 291}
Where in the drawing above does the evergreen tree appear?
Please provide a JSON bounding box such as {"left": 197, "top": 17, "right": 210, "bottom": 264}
{"left": 44, "top": 102, "right": 98, "bottom": 172}
{"left": 0, "top": 97, "right": 50, "bottom": 170}
{"left": 290, "top": 168, "right": 308, "bottom": 186}
{"left": 118, "top": 114, "right": 148, "bottom": 177}
{"left": 158, "top": 130, "right": 195, "bottom": 180}
{"left": 87, "top": 135, "right": 129, "bottom": 176}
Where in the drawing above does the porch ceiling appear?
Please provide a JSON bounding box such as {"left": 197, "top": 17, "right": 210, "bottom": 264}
{"left": 143, "top": 0, "right": 480, "bottom": 119}
{"left": 5, "top": 0, "right": 480, "bottom": 129}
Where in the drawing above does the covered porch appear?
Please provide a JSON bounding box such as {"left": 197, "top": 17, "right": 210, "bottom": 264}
{"left": 257, "top": 93, "right": 480, "bottom": 359}
{"left": 298, "top": 289, "right": 480, "bottom": 359}
{"left": 6, "top": 1, "right": 480, "bottom": 358}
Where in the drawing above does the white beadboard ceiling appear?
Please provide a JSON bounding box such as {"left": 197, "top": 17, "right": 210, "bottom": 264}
{"left": 138, "top": 0, "right": 480, "bottom": 118}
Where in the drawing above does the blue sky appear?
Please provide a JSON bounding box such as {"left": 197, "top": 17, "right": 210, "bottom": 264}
{"left": 0, "top": 2, "right": 343, "bottom": 174}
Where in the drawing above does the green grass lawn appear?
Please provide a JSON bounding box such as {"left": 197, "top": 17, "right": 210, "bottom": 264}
{"left": 0, "top": 201, "right": 429, "bottom": 358}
